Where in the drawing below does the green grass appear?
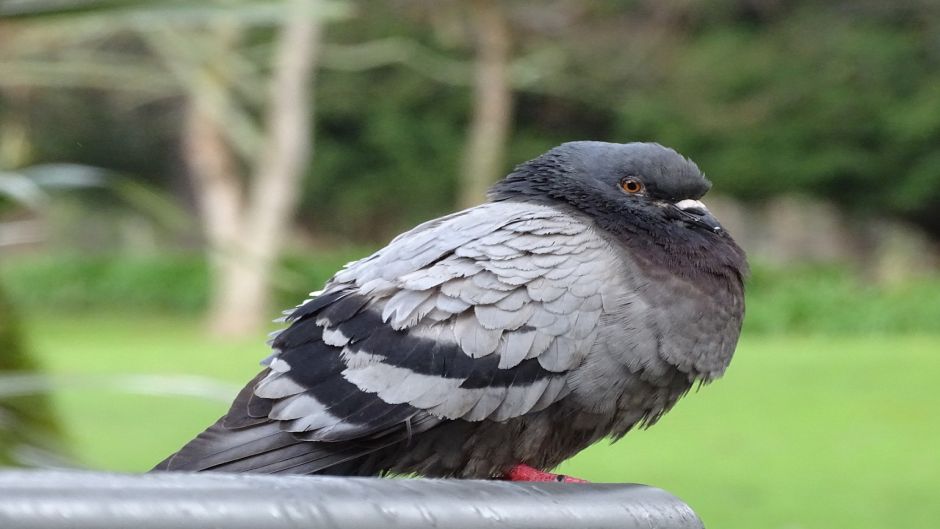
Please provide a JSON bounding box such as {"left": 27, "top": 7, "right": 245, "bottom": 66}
{"left": 15, "top": 310, "right": 940, "bottom": 529}
{"left": 559, "top": 334, "right": 940, "bottom": 529}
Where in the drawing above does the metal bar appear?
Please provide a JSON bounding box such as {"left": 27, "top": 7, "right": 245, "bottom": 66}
{"left": 0, "top": 470, "right": 703, "bottom": 529}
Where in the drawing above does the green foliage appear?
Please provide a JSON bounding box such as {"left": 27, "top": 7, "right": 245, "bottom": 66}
{"left": 0, "top": 250, "right": 371, "bottom": 315}
{"left": 310, "top": 66, "right": 466, "bottom": 239}
{"left": 0, "top": 283, "right": 64, "bottom": 466}
{"left": 0, "top": 254, "right": 211, "bottom": 313}
{"left": 615, "top": 6, "right": 940, "bottom": 232}
{"left": 10, "top": 1, "right": 940, "bottom": 239}
{"left": 744, "top": 264, "right": 940, "bottom": 334}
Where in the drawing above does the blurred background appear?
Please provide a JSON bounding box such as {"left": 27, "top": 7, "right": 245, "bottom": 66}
{"left": 1, "top": 0, "right": 939, "bottom": 527}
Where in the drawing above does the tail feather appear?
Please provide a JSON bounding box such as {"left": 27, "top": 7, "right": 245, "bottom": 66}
{"left": 152, "top": 416, "right": 411, "bottom": 475}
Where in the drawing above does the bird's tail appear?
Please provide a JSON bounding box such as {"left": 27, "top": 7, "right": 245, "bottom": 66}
{"left": 152, "top": 416, "right": 402, "bottom": 475}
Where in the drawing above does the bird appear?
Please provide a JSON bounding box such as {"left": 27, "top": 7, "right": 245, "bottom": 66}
{"left": 154, "top": 141, "right": 747, "bottom": 482}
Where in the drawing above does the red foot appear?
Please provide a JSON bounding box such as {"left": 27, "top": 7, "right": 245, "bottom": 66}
{"left": 504, "top": 463, "right": 589, "bottom": 483}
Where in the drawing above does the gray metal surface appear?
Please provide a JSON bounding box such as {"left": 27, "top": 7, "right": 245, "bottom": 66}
{"left": 0, "top": 470, "right": 704, "bottom": 529}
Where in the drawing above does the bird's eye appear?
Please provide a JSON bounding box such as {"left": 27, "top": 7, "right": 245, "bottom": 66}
{"left": 620, "top": 178, "right": 644, "bottom": 194}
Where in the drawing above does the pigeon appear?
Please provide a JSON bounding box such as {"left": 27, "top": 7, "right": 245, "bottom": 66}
{"left": 154, "top": 141, "right": 747, "bottom": 482}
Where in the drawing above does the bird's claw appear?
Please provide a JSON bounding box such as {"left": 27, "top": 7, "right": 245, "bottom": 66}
{"left": 504, "top": 463, "right": 589, "bottom": 483}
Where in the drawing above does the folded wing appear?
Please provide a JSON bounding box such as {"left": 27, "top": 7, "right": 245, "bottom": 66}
{"left": 158, "top": 202, "right": 620, "bottom": 473}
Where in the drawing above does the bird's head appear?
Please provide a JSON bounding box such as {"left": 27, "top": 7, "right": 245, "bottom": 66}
{"left": 490, "top": 141, "right": 727, "bottom": 238}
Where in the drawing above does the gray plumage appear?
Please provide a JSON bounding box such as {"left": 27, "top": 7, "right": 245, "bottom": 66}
{"left": 155, "top": 141, "right": 747, "bottom": 478}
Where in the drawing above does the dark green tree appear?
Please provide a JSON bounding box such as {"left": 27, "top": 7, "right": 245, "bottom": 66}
{"left": 0, "top": 283, "right": 64, "bottom": 466}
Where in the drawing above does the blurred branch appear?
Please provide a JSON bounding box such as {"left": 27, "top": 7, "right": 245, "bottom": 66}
{"left": 458, "top": 0, "right": 513, "bottom": 209}
{"left": 0, "top": 220, "right": 44, "bottom": 247}
{"left": 0, "top": 164, "right": 195, "bottom": 238}
{"left": 0, "top": 0, "right": 349, "bottom": 105}
{"left": 135, "top": 29, "right": 267, "bottom": 106}
{"left": 319, "top": 37, "right": 578, "bottom": 106}
{"left": 0, "top": 373, "right": 239, "bottom": 402}
{"left": 0, "top": 0, "right": 349, "bottom": 30}
{"left": 109, "top": 178, "right": 195, "bottom": 234}
{"left": 0, "top": 59, "right": 175, "bottom": 94}
{"left": 321, "top": 37, "right": 472, "bottom": 85}
{"left": 142, "top": 27, "right": 264, "bottom": 163}
{"left": 0, "top": 172, "right": 48, "bottom": 209}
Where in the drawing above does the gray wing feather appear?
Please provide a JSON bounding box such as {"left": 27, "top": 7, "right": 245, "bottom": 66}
{"left": 453, "top": 313, "right": 502, "bottom": 358}
{"left": 254, "top": 375, "right": 305, "bottom": 400}
{"left": 435, "top": 294, "right": 472, "bottom": 313}
{"left": 463, "top": 386, "right": 507, "bottom": 421}
{"left": 523, "top": 331, "right": 555, "bottom": 361}
{"left": 490, "top": 378, "right": 550, "bottom": 421}
{"left": 496, "top": 330, "right": 537, "bottom": 369}
{"left": 269, "top": 202, "right": 621, "bottom": 426}
{"left": 270, "top": 394, "right": 325, "bottom": 421}
{"left": 473, "top": 303, "right": 534, "bottom": 331}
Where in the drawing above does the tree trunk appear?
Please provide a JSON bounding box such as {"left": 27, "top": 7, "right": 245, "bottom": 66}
{"left": 0, "top": 88, "right": 34, "bottom": 169}
{"left": 235, "top": 1, "right": 321, "bottom": 334}
{"left": 183, "top": 94, "right": 252, "bottom": 335}
{"left": 457, "top": 0, "right": 513, "bottom": 209}
{"left": 186, "top": 1, "right": 322, "bottom": 337}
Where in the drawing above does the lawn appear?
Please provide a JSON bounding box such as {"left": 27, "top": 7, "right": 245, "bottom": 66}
{"left": 17, "top": 311, "right": 940, "bottom": 529}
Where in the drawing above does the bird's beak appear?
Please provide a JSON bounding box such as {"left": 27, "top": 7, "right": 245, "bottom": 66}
{"left": 673, "top": 199, "right": 724, "bottom": 234}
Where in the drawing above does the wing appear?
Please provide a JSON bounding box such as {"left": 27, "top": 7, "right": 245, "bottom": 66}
{"left": 268, "top": 201, "right": 616, "bottom": 426}
{"left": 159, "top": 202, "right": 620, "bottom": 473}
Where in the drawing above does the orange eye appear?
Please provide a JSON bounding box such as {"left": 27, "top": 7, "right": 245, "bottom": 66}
{"left": 620, "top": 178, "right": 643, "bottom": 194}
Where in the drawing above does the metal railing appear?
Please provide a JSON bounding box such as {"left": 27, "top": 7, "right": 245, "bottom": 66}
{"left": 0, "top": 469, "right": 704, "bottom": 529}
